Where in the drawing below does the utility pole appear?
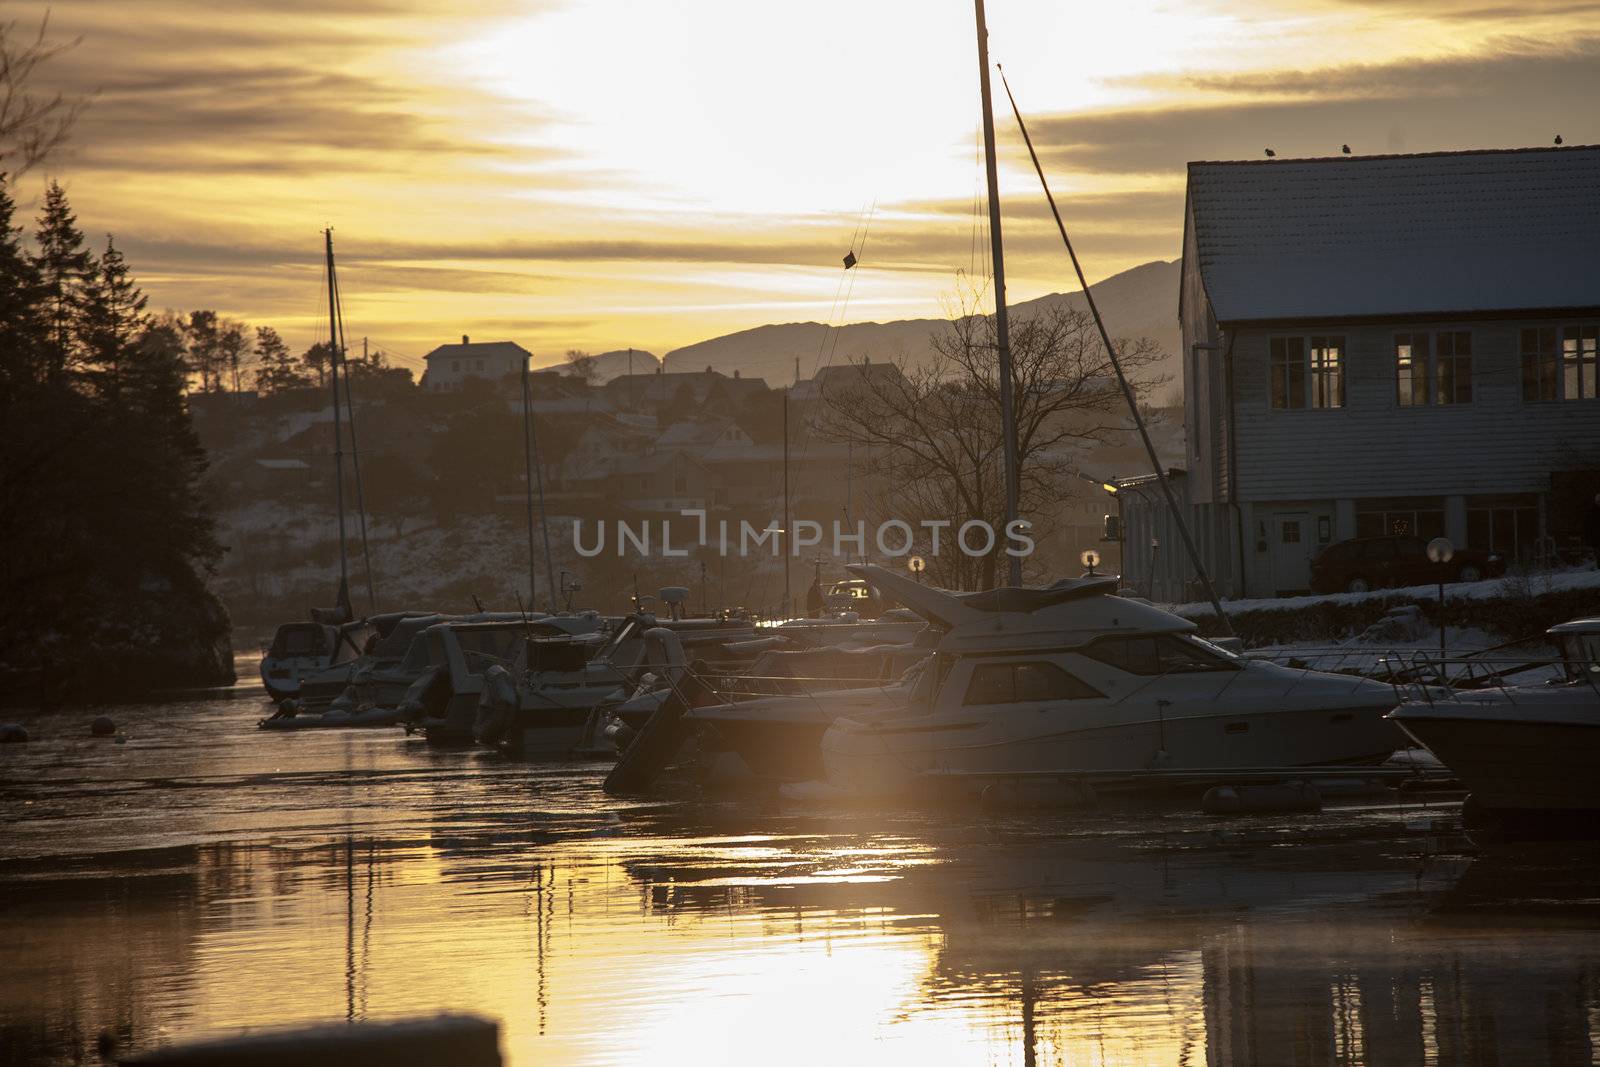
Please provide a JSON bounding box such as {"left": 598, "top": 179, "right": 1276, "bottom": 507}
{"left": 974, "top": 0, "right": 1022, "bottom": 587}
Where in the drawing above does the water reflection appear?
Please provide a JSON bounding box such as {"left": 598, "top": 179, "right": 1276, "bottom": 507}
{"left": 4, "top": 700, "right": 1600, "bottom": 1064}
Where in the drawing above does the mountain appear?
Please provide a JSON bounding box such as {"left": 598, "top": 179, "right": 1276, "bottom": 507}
{"left": 662, "top": 259, "right": 1181, "bottom": 395}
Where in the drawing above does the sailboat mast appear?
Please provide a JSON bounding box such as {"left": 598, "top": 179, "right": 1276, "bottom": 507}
{"left": 781, "top": 388, "right": 791, "bottom": 618}
{"left": 974, "top": 0, "right": 1023, "bottom": 588}
{"left": 324, "top": 228, "right": 350, "bottom": 604}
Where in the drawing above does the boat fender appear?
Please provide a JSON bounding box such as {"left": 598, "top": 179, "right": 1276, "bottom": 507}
{"left": 1202, "top": 782, "right": 1321, "bottom": 816}
{"left": 90, "top": 715, "right": 116, "bottom": 736}
{"left": 0, "top": 722, "right": 28, "bottom": 743}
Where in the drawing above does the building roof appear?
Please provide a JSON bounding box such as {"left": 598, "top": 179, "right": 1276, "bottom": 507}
{"left": 1185, "top": 145, "right": 1600, "bottom": 324}
{"left": 423, "top": 340, "right": 532, "bottom": 362}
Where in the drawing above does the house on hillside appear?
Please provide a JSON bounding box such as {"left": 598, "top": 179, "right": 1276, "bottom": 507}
{"left": 420, "top": 337, "right": 532, "bottom": 391}
{"left": 789, "top": 359, "right": 905, "bottom": 409}
{"left": 602, "top": 367, "right": 768, "bottom": 413}
{"left": 1156, "top": 144, "right": 1600, "bottom": 599}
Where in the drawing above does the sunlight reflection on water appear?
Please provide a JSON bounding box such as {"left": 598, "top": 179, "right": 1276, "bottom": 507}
{"left": 3, "top": 693, "right": 1600, "bottom": 1065}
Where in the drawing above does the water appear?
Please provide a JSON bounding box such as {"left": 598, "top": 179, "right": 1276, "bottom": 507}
{"left": 4, "top": 685, "right": 1600, "bottom": 1065}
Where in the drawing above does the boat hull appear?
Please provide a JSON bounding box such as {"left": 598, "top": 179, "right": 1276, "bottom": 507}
{"left": 1391, "top": 701, "right": 1600, "bottom": 813}
{"left": 822, "top": 701, "right": 1403, "bottom": 796}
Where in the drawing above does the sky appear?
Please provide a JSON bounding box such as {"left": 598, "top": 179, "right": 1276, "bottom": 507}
{"left": 8, "top": 0, "right": 1598, "bottom": 375}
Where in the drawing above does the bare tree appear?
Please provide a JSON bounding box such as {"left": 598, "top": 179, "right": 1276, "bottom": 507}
{"left": 0, "top": 15, "right": 90, "bottom": 176}
{"left": 564, "top": 348, "right": 598, "bottom": 385}
{"left": 817, "top": 289, "right": 1167, "bottom": 589}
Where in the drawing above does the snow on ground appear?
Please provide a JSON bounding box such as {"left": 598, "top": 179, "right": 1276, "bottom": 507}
{"left": 1167, "top": 565, "right": 1600, "bottom": 618}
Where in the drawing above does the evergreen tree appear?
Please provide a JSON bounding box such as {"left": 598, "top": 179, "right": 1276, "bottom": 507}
{"left": 184, "top": 309, "right": 221, "bottom": 392}
{"left": 0, "top": 173, "right": 43, "bottom": 393}
{"left": 252, "top": 325, "right": 311, "bottom": 394}
{"left": 31, "top": 179, "right": 90, "bottom": 387}
{"left": 301, "top": 340, "right": 333, "bottom": 387}
{"left": 218, "top": 319, "right": 248, "bottom": 394}
{"left": 77, "top": 235, "right": 148, "bottom": 402}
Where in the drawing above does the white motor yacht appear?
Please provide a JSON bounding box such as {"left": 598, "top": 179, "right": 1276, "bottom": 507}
{"left": 702, "top": 564, "right": 1403, "bottom": 792}
{"left": 1388, "top": 617, "right": 1600, "bottom": 817}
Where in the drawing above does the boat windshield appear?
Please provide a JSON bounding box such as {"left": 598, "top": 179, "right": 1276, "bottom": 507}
{"left": 1560, "top": 634, "right": 1600, "bottom": 680}
{"left": 1080, "top": 633, "right": 1238, "bottom": 675}
{"left": 452, "top": 627, "right": 522, "bottom": 676}
{"left": 269, "top": 624, "right": 329, "bottom": 659}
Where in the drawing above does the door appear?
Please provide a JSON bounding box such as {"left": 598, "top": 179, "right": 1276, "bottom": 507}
{"left": 1270, "top": 513, "right": 1313, "bottom": 594}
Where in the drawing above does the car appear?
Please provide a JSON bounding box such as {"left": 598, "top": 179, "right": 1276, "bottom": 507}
{"left": 1309, "top": 535, "right": 1506, "bottom": 595}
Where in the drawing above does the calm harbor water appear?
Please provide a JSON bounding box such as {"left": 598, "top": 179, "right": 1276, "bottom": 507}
{"left": 4, "top": 679, "right": 1600, "bottom": 1065}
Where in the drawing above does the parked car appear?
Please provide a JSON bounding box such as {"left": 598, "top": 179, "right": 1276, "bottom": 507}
{"left": 1310, "top": 536, "right": 1505, "bottom": 594}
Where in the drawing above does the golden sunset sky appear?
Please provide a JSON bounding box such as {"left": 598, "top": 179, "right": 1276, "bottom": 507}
{"left": 10, "top": 0, "right": 1598, "bottom": 375}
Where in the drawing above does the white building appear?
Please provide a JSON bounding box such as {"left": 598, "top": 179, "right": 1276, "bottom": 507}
{"left": 1164, "top": 144, "right": 1600, "bottom": 598}
{"left": 420, "top": 337, "right": 533, "bottom": 391}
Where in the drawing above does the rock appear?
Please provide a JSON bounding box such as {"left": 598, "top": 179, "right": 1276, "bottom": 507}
{"left": 0, "top": 722, "right": 28, "bottom": 743}
{"left": 91, "top": 715, "right": 116, "bottom": 736}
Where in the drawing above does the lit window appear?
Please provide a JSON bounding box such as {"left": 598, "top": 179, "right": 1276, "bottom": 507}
{"left": 1395, "top": 333, "right": 1429, "bottom": 406}
{"left": 1434, "top": 331, "right": 1471, "bottom": 405}
{"left": 1309, "top": 335, "right": 1345, "bottom": 409}
{"left": 1269, "top": 337, "right": 1305, "bottom": 410}
{"left": 1564, "top": 326, "right": 1599, "bottom": 401}
{"left": 1521, "top": 327, "right": 1558, "bottom": 402}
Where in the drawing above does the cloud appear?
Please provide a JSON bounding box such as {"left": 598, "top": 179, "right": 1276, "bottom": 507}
{"left": 1024, "top": 37, "right": 1600, "bottom": 173}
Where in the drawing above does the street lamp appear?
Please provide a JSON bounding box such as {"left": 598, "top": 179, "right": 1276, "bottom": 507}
{"left": 1426, "top": 536, "right": 1454, "bottom": 661}
{"left": 1080, "top": 549, "right": 1100, "bottom": 576}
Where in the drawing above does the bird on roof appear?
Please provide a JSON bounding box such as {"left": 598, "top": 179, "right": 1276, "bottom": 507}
{"left": 1555, "top": 134, "right": 1564, "bottom": 145}
{"left": 1341, "top": 144, "right": 1351, "bottom": 154}
{"left": 1264, "top": 148, "right": 1276, "bottom": 158}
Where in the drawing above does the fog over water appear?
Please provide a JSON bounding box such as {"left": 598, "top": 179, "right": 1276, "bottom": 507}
{"left": 4, "top": 677, "right": 1600, "bottom": 1066}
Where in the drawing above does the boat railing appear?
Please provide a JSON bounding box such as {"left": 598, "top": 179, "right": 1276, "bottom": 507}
{"left": 1236, "top": 646, "right": 1565, "bottom": 707}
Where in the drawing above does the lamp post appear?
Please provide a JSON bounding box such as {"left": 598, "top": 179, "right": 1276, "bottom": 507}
{"left": 1426, "top": 536, "right": 1454, "bottom": 662}
{"left": 1080, "top": 549, "right": 1100, "bottom": 577}
{"left": 908, "top": 555, "right": 927, "bottom": 585}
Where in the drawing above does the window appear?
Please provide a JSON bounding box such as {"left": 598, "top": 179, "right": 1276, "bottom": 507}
{"left": 451, "top": 360, "right": 460, "bottom": 372}
{"left": 475, "top": 359, "right": 485, "bottom": 371}
{"left": 1269, "top": 337, "right": 1305, "bottom": 410}
{"left": 1467, "top": 497, "right": 1539, "bottom": 561}
{"left": 1564, "top": 326, "right": 1599, "bottom": 401}
{"left": 1521, "top": 328, "right": 1559, "bottom": 402}
{"left": 1356, "top": 502, "right": 1445, "bottom": 541}
{"left": 1309, "top": 335, "right": 1345, "bottom": 408}
{"left": 962, "top": 661, "right": 1102, "bottom": 705}
{"left": 1080, "top": 635, "right": 1236, "bottom": 675}
{"left": 1434, "top": 331, "right": 1471, "bottom": 404}
{"left": 1281, "top": 520, "right": 1301, "bottom": 544}
{"left": 1395, "top": 333, "right": 1430, "bottom": 406}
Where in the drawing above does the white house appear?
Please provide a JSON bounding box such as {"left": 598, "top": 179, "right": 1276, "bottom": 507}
{"left": 420, "top": 337, "right": 532, "bottom": 391}
{"left": 1162, "top": 144, "right": 1600, "bottom": 598}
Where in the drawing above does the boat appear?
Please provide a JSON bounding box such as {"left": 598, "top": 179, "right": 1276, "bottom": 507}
{"left": 258, "top": 616, "right": 377, "bottom": 703}
{"left": 477, "top": 614, "right": 762, "bottom": 758}
{"left": 284, "top": 611, "right": 444, "bottom": 713}
{"left": 1387, "top": 617, "right": 1600, "bottom": 818}
{"left": 399, "top": 614, "right": 609, "bottom": 745}
{"left": 259, "top": 612, "right": 528, "bottom": 729}
{"left": 683, "top": 564, "right": 1402, "bottom": 791}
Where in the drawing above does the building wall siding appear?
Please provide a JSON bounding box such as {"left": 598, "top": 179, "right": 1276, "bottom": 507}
{"left": 1230, "top": 316, "right": 1600, "bottom": 502}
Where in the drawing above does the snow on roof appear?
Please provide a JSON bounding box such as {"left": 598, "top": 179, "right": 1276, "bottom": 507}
{"left": 1187, "top": 145, "right": 1600, "bottom": 323}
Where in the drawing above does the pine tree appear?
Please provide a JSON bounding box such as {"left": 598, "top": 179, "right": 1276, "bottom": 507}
{"left": 218, "top": 319, "right": 248, "bottom": 394}
{"left": 253, "top": 325, "right": 310, "bottom": 395}
{"left": 31, "top": 179, "right": 90, "bottom": 387}
{"left": 301, "top": 340, "right": 333, "bottom": 388}
{"left": 77, "top": 235, "right": 148, "bottom": 402}
{"left": 0, "top": 173, "right": 43, "bottom": 393}
{"left": 184, "top": 309, "right": 221, "bottom": 392}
